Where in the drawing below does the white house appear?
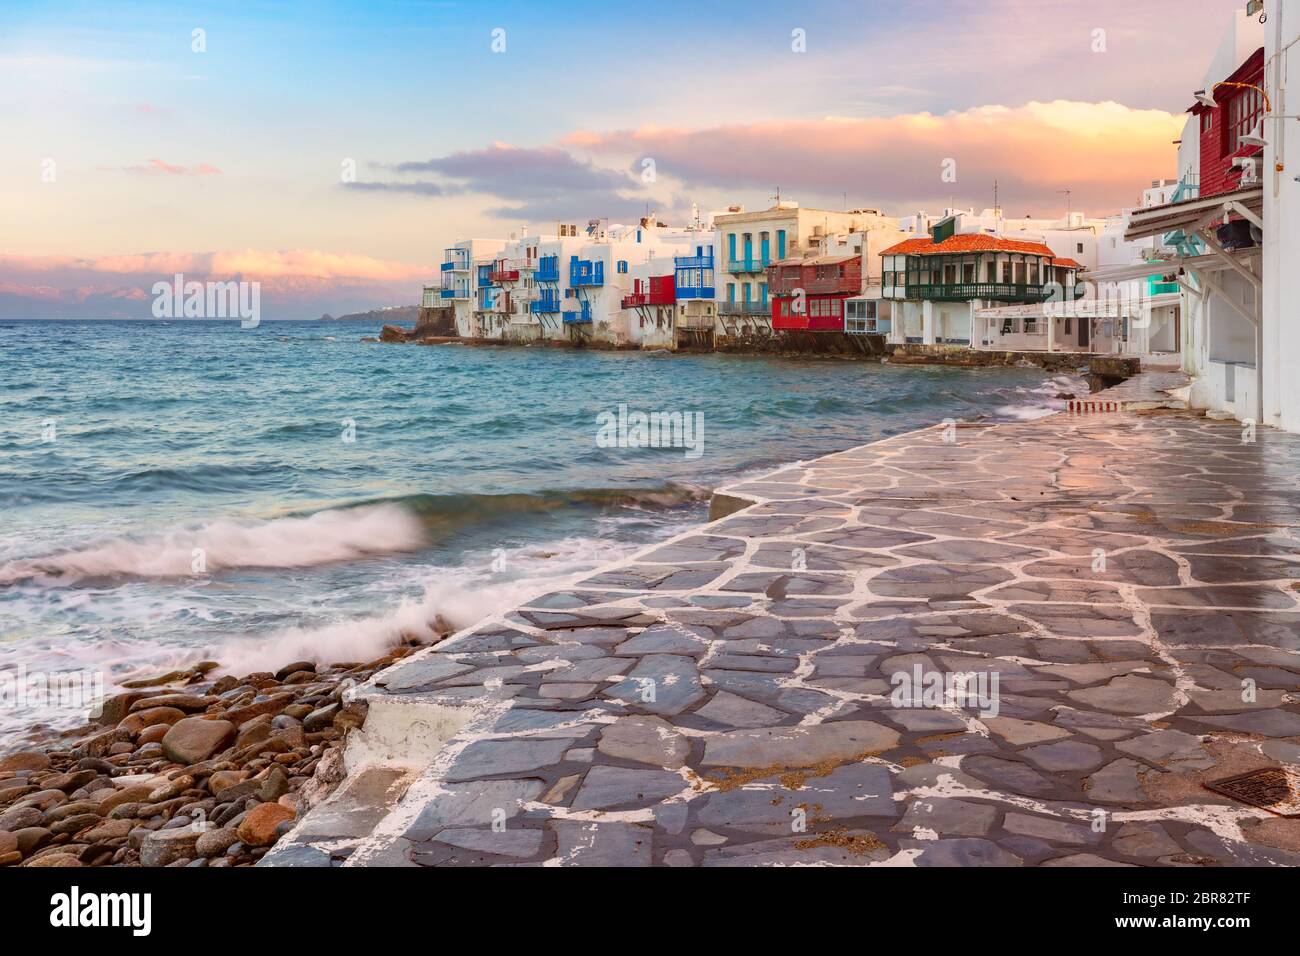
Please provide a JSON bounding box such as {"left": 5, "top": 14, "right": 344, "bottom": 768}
{"left": 1260, "top": 0, "right": 1299, "bottom": 432}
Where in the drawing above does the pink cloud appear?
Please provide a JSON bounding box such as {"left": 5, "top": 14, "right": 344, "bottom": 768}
{"left": 0, "top": 249, "right": 432, "bottom": 319}
{"left": 0, "top": 249, "right": 427, "bottom": 283}
{"left": 566, "top": 100, "right": 1185, "bottom": 215}
{"left": 124, "top": 159, "right": 223, "bottom": 176}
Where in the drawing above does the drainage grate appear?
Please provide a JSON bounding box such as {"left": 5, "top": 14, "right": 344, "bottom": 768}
{"left": 1204, "top": 766, "right": 1300, "bottom": 817}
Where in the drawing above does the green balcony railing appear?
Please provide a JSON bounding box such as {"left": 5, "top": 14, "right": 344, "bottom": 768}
{"left": 904, "top": 283, "right": 1052, "bottom": 302}
{"left": 726, "top": 258, "right": 771, "bottom": 274}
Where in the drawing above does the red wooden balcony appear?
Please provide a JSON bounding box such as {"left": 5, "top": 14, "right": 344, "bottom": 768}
{"left": 621, "top": 276, "right": 676, "bottom": 309}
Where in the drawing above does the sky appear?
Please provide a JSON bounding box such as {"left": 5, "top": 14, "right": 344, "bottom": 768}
{"left": 0, "top": 0, "right": 1247, "bottom": 318}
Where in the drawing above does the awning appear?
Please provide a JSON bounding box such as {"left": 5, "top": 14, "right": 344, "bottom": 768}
{"left": 1123, "top": 186, "right": 1263, "bottom": 242}
{"left": 1086, "top": 249, "right": 1260, "bottom": 285}
{"left": 976, "top": 292, "right": 1182, "bottom": 320}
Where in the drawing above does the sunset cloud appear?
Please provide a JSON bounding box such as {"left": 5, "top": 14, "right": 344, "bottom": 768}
{"left": 0, "top": 250, "right": 430, "bottom": 320}
{"left": 565, "top": 100, "right": 1185, "bottom": 215}
{"left": 345, "top": 142, "right": 669, "bottom": 221}
{"left": 124, "top": 159, "right": 222, "bottom": 176}
{"left": 0, "top": 250, "right": 426, "bottom": 282}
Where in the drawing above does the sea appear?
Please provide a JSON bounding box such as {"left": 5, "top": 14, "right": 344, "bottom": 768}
{"left": 0, "top": 318, "right": 1083, "bottom": 738}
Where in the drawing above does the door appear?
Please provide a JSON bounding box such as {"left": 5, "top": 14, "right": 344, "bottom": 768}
{"left": 1079, "top": 316, "right": 1090, "bottom": 349}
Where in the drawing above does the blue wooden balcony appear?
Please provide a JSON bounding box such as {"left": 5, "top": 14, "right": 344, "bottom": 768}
{"left": 530, "top": 292, "right": 561, "bottom": 314}
{"left": 675, "top": 254, "right": 715, "bottom": 300}
{"left": 569, "top": 258, "right": 604, "bottom": 287}
{"left": 536, "top": 256, "right": 561, "bottom": 283}
{"left": 563, "top": 301, "right": 593, "bottom": 324}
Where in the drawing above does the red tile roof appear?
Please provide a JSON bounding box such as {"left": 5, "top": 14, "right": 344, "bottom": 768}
{"left": 880, "top": 234, "right": 1061, "bottom": 259}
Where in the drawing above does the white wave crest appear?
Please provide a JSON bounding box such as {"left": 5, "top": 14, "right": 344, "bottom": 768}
{"left": 0, "top": 505, "right": 425, "bottom": 586}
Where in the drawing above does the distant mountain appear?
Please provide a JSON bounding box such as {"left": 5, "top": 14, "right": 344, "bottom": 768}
{"left": 319, "top": 305, "right": 419, "bottom": 323}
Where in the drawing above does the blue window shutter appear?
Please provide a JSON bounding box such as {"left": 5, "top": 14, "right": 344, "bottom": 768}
{"left": 777, "top": 230, "right": 786, "bottom": 259}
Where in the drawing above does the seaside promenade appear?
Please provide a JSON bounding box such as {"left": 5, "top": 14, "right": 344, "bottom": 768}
{"left": 266, "top": 373, "right": 1300, "bottom": 867}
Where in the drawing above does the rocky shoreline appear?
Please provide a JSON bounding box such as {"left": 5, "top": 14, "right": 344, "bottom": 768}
{"left": 0, "top": 644, "right": 429, "bottom": 868}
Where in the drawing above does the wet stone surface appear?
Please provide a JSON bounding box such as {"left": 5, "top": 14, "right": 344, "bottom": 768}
{"left": 273, "top": 375, "right": 1300, "bottom": 867}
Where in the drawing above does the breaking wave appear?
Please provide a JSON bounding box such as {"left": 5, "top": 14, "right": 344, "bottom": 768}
{"left": 0, "top": 483, "right": 710, "bottom": 587}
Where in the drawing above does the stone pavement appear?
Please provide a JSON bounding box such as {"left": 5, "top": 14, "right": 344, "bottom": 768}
{"left": 265, "top": 374, "right": 1300, "bottom": 867}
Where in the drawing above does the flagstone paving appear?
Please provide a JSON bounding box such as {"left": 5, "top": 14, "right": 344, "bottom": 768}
{"left": 265, "top": 373, "right": 1300, "bottom": 867}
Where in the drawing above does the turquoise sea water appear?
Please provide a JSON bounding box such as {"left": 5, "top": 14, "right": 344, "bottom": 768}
{"left": 0, "top": 318, "right": 1081, "bottom": 737}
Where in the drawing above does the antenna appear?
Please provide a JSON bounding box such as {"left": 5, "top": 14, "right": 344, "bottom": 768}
{"left": 771, "top": 187, "right": 781, "bottom": 207}
{"left": 1058, "top": 188, "right": 1072, "bottom": 217}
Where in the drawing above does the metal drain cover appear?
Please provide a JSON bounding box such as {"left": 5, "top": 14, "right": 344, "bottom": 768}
{"left": 1205, "top": 766, "right": 1300, "bottom": 817}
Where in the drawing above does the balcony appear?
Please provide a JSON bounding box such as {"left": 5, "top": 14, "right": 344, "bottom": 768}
{"left": 535, "top": 256, "right": 561, "bottom": 283}
{"left": 570, "top": 258, "right": 604, "bottom": 287}
{"left": 1147, "top": 275, "right": 1180, "bottom": 296}
{"left": 677, "top": 314, "right": 716, "bottom": 331}
{"left": 622, "top": 291, "right": 675, "bottom": 309}
{"left": 489, "top": 266, "right": 520, "bottom": 284}
{"left": 442, "top": 249, "right": 471, "bottom": 271}
{"left": 806, "top": 274, "right": 859, "bottom": 295}
{"left": 562, "top": 301, "right": 593, "bottom": 324}
{"left": 530, "top": 293, "right": 561, "bottom": 314}
{"left": 904, "top": 283, "right": 1054, "bottom": 303}
{"left": 719, "top": 301, "right": 769, "bottom": 316}
{"left": 727, "top": 257, "right": 771, "bottom": 274}
{"left": 847, "top": 317, "right": 892, "bottom": 336}
{"left": 768, "top": 271, "right": 804, "bottom": 296}
{"left": 675, "top": 255, "right": 715, "bottom": 300}
{"left": 440, "top": 285, "right": 470, "bottom": 300}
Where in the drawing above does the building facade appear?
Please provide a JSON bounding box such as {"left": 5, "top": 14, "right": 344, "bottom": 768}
{"left": 880, "top": 227, "right": 1081, "bottom": 347}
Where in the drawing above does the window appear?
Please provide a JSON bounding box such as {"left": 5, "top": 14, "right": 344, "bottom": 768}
{"left": 1076, "top": 243, "right": 1084, "bottom": 254}
{"left": 1201, "top": 111, "right": 1212, "bottom": 134}
{"left": 1224, "top": 86, "right": 1264, "bottom": 155}
{"left": 617, "top": 260, "right": 628, "bottom": 274}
